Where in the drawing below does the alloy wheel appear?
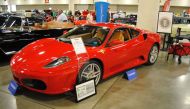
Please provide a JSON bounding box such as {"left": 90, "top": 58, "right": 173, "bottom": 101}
{"left": 80, "top": 63, "right": 101, "bottom": 85}
{"left": 149, "top": 45, "right": 159, "bottom": 64}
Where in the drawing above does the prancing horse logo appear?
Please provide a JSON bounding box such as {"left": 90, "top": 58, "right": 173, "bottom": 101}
{"left": 160, "top": 17, "right": 170, "bottom": 28}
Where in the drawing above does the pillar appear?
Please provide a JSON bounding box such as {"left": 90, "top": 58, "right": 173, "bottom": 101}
{"left": 137, "top": 0, "right": 160, "bottom": 32}
{"left": 69, "top": 0, "right": 75, "bottom": 15}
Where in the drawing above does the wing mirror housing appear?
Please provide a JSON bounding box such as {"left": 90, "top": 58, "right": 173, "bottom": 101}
{"left": 143, "top": 34, "right": 147, "bottom": 40}
{"left": 107, "top": 40, "right": 123, "bottom": 47}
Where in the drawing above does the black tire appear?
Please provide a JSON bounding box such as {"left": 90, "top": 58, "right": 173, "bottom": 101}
{"left": 147, "top": 44, "right": 159, "bottom": 65}
{"left": 77, "top": 60, "right": 103, "bottom": 85}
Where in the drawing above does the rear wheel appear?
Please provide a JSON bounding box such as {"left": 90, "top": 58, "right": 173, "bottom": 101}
{"left": 147, "top": 44, "right": 159, "bottom": 65}
{"left": 77, "top": 60, "right": 102, "bottom": 85}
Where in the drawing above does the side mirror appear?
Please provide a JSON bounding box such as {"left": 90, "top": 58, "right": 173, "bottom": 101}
{"left": 107, "top": 40, "right": 123, "bottom": 47}
{"left": 143, "top": 34, "right": 147, "bottom": 40}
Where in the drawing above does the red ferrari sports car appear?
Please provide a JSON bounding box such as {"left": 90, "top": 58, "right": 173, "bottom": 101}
{"left": 10, "top": 23, "right": 161, "bottom": 94}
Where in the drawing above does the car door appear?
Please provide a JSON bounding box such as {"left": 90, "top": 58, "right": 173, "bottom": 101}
{"left": 104, "top": 27, "right": 146, "bottom": 76}
{"left": 123, "top": 28, "right": 147, "bottom": 68}
{"left": 104, "top": 28, "right": 129, "bottom": 75}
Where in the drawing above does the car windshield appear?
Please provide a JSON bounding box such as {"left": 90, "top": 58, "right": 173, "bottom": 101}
{"left": 0, "top": 16, "right": 6, "bottom": 26}
{"left": 3, "top": 16, "right": 22, "bottom": 28}
{"left": 58, "top": 25, "right": 110, "bottom": 46}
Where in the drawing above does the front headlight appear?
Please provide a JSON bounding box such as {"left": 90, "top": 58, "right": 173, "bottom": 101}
{"left": 45, "top": 57, "right": 70, "bottom": 68}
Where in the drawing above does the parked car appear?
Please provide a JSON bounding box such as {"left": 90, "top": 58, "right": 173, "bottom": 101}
{"left": 10, "top": 23, "right": 160, "bottom": 94}
{"left": 0, "top": 12, "right": 23, "bottom": 27}
{"left": 0, "top": 16, "right": 74, "bottom": 56}
{"left": 0, "top": 15, "right": 7, "bottom": 27}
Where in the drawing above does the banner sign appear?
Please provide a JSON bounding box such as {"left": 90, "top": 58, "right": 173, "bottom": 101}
{"left": 124, "top": 69, "right": 137, "bottom": 80}
{"left": 71, "top": 37, "right": 87, "bottom": 55}
{"left": 75, "top": 79, "right": 96, "bottom": 102}
{"left": 163, "top": 0, "right": 171, "bottom": 12}
{"left": 157, "top": 12, "right": 173, "bottom": 34}
{"left": 8, "top": 80, "right": 19, "bottom": 95}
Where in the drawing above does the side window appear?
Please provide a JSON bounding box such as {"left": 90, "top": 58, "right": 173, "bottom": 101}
{"left": 122, "top": 28, "right": 131, "bottom": 41}
{"left": 70, "top": 26, "right": 95, "bottom": 36}
{"left": 130, "top": 29, "right": 140, "bottom": 39}
{"left": 109, "top": 29, "right": 124, "bottom": 42}
{"left": 107, "top": 28, "right": 130, "bottom": 47}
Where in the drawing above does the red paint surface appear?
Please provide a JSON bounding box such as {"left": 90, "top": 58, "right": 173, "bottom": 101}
{"left": 10, "top": 23, "right": 161, "bottom": 94}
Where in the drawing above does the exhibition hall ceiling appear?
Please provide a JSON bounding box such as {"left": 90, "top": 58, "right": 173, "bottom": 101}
{"left": 0, "top": 0, "right": 190, "bottom": 6}
{"left": 0, "top": 0, "right": 138, "bottom": 5}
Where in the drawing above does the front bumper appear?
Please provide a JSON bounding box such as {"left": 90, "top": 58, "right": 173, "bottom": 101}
{"left": 12, "top": 67, "right": 78, "bottom": 94}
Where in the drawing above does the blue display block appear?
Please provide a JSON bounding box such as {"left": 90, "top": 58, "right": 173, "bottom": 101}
{"left": 8, "top": 80, "right": 19, "bottom": 95}
{"left": 95, "top": 1, "right": 110, "bottom": 22}
{"left": 124, "top": 69, "right": 137, "bottom": 80}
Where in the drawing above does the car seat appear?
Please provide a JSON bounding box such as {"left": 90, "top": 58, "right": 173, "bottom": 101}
{"left": 110, "top": 31, "right": 124, "bottom": 42}
{"left": 94, "top": 29, "right": 105, "bottom": 41}
{"left": 123, "top": 30, "right": 131, "bottom": 41}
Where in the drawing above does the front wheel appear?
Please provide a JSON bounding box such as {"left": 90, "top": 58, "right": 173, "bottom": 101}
{"left": 147, "top": 44, "right": 159, "bottom": 65}
{"left": 77, "top": 61, "right": 102, "bottom": 85}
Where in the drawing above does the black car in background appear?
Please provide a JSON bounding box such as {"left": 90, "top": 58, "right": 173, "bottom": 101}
{"left": 0, "top": 16, "right": 73, "bottom": 56}
{"left": 0, "top": 15, "right": 7, "bottom": 26}
{"left": 0, "top": 12, "right": 22, "bottom": 26}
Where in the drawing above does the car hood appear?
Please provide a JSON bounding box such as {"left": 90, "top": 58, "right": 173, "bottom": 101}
{"left": 11, "top": 38, "right": 76, "bottom": 70}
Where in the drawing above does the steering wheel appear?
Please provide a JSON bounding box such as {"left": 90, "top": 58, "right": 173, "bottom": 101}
{"left": 93, "top": 37, "right": 102, "bottom": 44}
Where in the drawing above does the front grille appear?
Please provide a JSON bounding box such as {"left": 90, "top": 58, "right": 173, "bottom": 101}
{"left": 22, "top": 79, "right": 47, "bottom": 90}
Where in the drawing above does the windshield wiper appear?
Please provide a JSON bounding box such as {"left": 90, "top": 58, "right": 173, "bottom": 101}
{"left": 58, "top": 38, "right": 71, "bottom": 43}
{"left": 84, "top": 43, "right": 98, "bottom": 47}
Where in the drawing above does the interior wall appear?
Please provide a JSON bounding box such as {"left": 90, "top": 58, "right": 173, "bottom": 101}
{"left": 109, "top": 5, "right": 118, "bottom": 11}
{"left": 137, "top": 0, "right": 160, "bottom": 32}
{"left": 75, "top": 4, "right": 89, "bottom": 10}
{"left": 0, "top": 0, "right": 68, "bottom": 5}
{"left": 74, "top": 4, "right": 137, "bottom": 14}
{"left": 74, "top": 0, "right": 93, "bottom": 4}
{"left": 16, "top": 5, "right": 68, "bottom": 11}
{"left": 0, "top": 5, "right": 7, "bottom": 12}
{"left": 159, "top": 6, "right": 189, "bottom": 14}
{"left": 88, "top": 4, "right": 94, "bottom": 10}
{"left": 108, "top": 0, "right": 138, "bottom": 5}
{"left": 117, "top": 5, "right": 138, "bottom": 14}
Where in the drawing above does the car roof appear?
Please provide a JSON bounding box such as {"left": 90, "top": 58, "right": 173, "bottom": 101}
{"left": 90, "top": 23, "right": 128, "bottom": 29}
{"left": 86, "top": 23, "right": 145, "bottom": 33}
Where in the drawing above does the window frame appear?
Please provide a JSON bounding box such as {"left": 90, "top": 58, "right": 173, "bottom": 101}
{"left": 128, "top": 28, "right": 140, "bottom": 39}
{"left": 59, "top": 25, "right": 110, "bottom": 47}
